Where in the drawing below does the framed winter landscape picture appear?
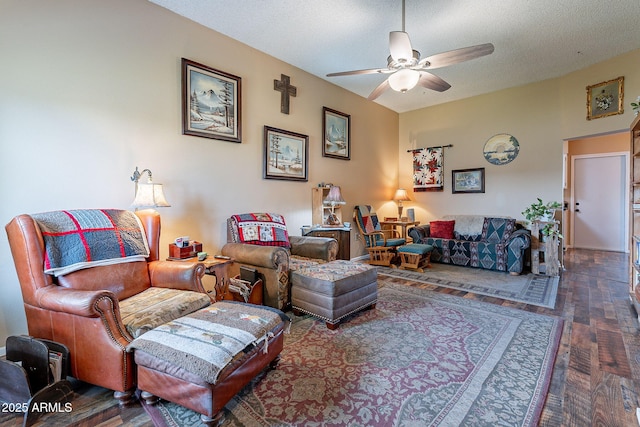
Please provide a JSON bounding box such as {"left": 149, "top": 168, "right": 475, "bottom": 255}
{"left": 182, "top": 58, "right": 241, "bottom": 143}
{"left": 322, "top": 107, "right": 350, "bottom": 160}
{"left": 263, "top": 126, "right": 308, "bottom": 181}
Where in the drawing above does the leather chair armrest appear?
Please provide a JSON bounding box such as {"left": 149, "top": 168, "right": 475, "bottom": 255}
{"left": 221, "top": 243, "right": 289, "bottom": 270}
{"left": 289, "top": 236, "right": 338, "bottom": 261}
{"left": 148, "top": 260, "right": 206, "bottom": 293}
{"left": 35, "top": 285, "right": 116, "bottom": 317}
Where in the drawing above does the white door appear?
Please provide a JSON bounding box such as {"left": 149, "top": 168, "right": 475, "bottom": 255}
{"left": 571, "top": 153, "right": 628, "bottom": 251}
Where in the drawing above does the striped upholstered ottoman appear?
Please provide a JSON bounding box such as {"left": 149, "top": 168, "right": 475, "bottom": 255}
{"left": 290, "top": 260, "right": 377, "bottom": 329}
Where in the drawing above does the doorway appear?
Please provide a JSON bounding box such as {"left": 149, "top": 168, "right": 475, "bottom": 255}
{"left": 570, "top": 152, "right": 628, "bottom": 251}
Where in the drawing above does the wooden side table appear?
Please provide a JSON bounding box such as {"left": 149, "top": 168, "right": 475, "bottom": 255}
{"left": 167, "top": 257, "right": 234, "bottom": 300}
{"left": 303, "top": 227, "right": 351, "bottom": 260}
{"left": 380, "top": 220, "right": 420, "bottom": 241}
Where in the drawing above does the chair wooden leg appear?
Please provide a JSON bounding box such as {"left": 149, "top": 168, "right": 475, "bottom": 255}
{"left": 366, "top": 247, "right": 396, "bottom": 267}
{"left": 399, "top": 252, "right": 431, "bottom": 272}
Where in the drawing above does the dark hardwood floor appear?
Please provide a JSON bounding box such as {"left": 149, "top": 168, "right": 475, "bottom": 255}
{"left": 0, "top": 248, "right": 637, "bottom": 426}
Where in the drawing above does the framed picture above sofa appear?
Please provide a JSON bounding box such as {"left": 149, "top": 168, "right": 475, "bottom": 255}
{"left": 452, "top": 168, "right": 485, "bottom": 194}
{"left": 322, "top": 107, "right": 350, "bottom": 160}
{"left": 181, "top": 58, "right": 242, "bottom": 143}
{"left": 263, "top": 126, "right": 308, "bottom": 181}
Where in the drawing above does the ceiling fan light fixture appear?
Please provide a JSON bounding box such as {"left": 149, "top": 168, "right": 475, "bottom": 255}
{"left": 388, "top": 69, "right": 420, "bottom": 93}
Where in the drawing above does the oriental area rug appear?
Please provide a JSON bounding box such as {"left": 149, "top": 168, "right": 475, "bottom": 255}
{"left": 142, "top": 281, "right": 562, "bottom": 427}
{"left": 378, "top": 263, "right": 559, "bottom": 308}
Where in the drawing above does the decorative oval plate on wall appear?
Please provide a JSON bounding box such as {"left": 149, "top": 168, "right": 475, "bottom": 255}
{"left": 483, "top": 133, "right": 520, "bottom": 165}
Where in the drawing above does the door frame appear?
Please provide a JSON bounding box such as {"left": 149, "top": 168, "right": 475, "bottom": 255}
{"left": 569, "top": 151, "right": 629, "bottom": 252}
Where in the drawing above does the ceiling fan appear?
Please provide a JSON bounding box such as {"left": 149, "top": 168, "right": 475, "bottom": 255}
{"left": 326, "top": 0, "right": 494, "bottom": 100}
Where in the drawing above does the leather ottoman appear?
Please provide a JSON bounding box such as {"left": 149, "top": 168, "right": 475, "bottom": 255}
{"left": 291, "top": 260, "right": 377, "bottom": 329}
{"left": 127, "top": 302, "right": 288, "bottom": 426}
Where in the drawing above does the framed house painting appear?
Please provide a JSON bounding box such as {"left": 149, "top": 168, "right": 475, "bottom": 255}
{"left": 322, "top": 107, "right": 350, "bottom": 160}
{"left": 263, "top": 126, "right": 308, "bottom": 181}
{"left": 586, "top": 76, "right": 624, "bottom": 120}
{"left": 182, "top": 58, "right": 242, "bottom": 143}
{"left": 452, "top": 168, "right": 485, "bottom": 194}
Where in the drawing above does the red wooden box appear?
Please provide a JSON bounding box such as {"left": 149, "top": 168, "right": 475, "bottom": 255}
{"left": 169, "top": 241, "right": 203, "bottom": 259}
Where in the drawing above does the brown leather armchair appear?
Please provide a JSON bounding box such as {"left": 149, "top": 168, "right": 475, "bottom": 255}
{"left": 5, "top": 209, "right": 210, "bottom": 404}
{"left": 221, "top": 213, "right": 338, "bottom": 309}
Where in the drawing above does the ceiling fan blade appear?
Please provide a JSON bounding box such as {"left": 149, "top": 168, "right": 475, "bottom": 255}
{"left": 420, "top": 43, "right": 494, "bottom": 70}
{"left": 368, "top": 79, "right": 391, "bottom": 101}
{"left": 418, "top": 72, "right": 451, "bottom": 92}
{"left": 326, "top": 67, "right": 388, "bottom": 77}
{"left": 389, "top": 31, "right": 413, "bottom": 62}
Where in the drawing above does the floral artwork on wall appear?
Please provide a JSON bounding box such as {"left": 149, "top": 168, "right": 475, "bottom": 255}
{"left": 586, "top": 76, "right": 624, "bottom": 120}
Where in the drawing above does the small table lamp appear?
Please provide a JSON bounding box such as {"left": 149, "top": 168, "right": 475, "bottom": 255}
{"left": 130, "top": 167, "right": 171, "bottom": 209}
{"left": 323, "top": 185, "right": 346, "bottom": 226}
{"left": 393, "top": 188, "right": 411, "bottom": 219}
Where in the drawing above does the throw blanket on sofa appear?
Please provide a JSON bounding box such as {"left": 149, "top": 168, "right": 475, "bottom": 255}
{"left": 127, "top": 302, "right": 289, "bottom": 384}
{"left": 32, "top": 209, "right": 149, "bottom": 276}
{"left": 230, "top": 213, "right": 291, "bottom": 248}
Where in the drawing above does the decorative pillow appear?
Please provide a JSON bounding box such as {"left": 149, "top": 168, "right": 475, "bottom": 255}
{"left": 231, "top": 213, "right": 291, "bottom": 248}
{"left": 430, "top": 220, "right": 455, "bottom": 239}
{"left": 481, "top": 217, "right": 516, "bottom": 243}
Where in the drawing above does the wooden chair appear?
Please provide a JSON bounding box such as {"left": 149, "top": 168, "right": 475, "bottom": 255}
{"left": 353, "top": 205, "right": 406, "bottom": 267}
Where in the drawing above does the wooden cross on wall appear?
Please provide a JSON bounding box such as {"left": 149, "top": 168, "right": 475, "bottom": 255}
{"left": 274, "top": 74, "right": 297, "bottom": 114}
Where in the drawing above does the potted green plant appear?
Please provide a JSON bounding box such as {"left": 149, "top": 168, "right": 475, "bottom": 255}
{"left": 522, "top": 198, "right": 561, "bottom": 222}
{"left": 522, "top": 198, "right": 562, "bottom": 237}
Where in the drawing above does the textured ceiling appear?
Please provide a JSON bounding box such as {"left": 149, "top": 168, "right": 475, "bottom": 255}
{"left": 149, "top": 0, "right": 640, "bottom": 113}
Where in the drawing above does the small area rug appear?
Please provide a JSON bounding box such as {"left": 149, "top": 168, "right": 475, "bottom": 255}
{"left": 378, "top": 263, "right": 559, "bottom": 308}
{"left": 142, "top": 282, "right": 562, "bottom": 427}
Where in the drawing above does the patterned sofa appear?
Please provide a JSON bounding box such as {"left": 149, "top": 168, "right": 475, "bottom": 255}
{"left": 407, "top": 215, "right": 530, "bottom": 274}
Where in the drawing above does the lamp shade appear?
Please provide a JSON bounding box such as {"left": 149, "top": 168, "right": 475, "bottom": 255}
{"left": 388, "top": 69, "right": 420, "bottom": 93}
{"left": 131, "top": 182, "right": 171, "bottom": 208}
{"left": 393, "top": 188, "right": 411, "bottom": 202}
{"left": 323, "top": 186, "right": 346, "bottom": 205}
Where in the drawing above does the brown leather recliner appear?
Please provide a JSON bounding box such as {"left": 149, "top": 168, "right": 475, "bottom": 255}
{"left": 5, "top": 209, "right": 210, "bottom": 404}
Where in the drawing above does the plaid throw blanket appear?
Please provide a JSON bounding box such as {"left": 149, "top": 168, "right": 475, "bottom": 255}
{"left": 32, "top": 209, "right": 149, "bottom": 276}
{"left": 127, "top": 302, "right": 289, "bottom": 384}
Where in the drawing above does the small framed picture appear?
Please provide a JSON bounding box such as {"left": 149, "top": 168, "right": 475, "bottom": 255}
{"left": 586, "top": 76, "right": 624, "bottom": 120}
{"left": 182, "top": 58, "right": 242, "bottom": 143}
{"left": 263, "top": 126, "right": 308, "bottom": 181}
{"left": 322, "top": 107, "right": 350, "bottom": 160}
{"left": 452, "top": 168, "right": 485, "bottom": 194}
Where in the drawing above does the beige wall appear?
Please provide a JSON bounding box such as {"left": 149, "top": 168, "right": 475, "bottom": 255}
{"left": 399, "top": 50, "right": 640, "bottom": 225}
{"left": 1, "top": 0, "right": 639, "bottom": 347}
{"left": 0, "top": 0, "right": 398, "bottom": 345}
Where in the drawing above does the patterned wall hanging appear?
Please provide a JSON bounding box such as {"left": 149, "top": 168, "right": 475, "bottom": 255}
{"left": 410, "top": 145, "right": 452, "bottom": 192}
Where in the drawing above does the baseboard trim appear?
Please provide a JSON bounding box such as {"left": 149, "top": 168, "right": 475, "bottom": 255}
{"left": 351, "top": 255, "right": 369, "bottom": 262}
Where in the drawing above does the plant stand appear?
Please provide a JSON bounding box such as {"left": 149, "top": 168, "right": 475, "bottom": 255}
{"left": 531, "top": 220, "right": 560, "bottom": 276}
